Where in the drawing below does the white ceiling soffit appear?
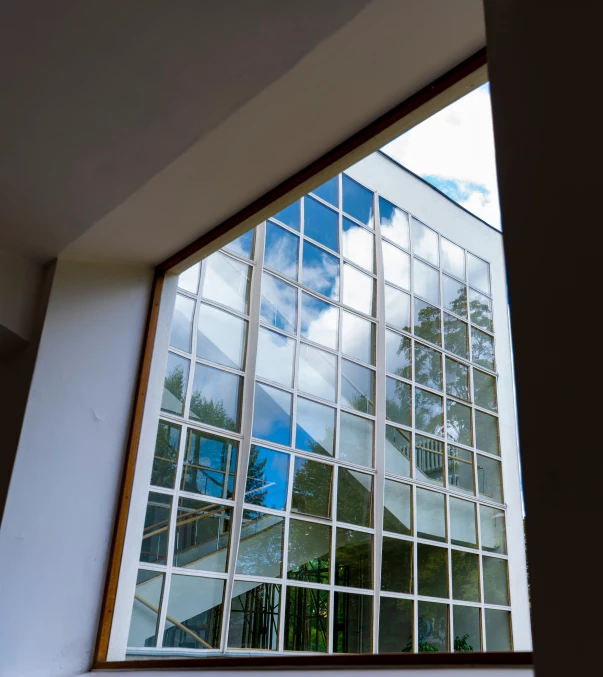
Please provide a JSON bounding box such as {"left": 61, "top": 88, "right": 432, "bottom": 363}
{"left": 2, "top": 0, "right": 485, "bottom": 265}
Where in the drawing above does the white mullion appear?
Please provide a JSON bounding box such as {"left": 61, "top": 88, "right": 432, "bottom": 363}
{"left": 218, "top": 221, "right": 266, "bottom": 653}
{"left": 411, "top": 486, "right": 418, "bottom": 653}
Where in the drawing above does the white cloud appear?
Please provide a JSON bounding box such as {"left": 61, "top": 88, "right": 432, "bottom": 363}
{"left": 382, "top": 83, "right": 501, "bottom": 229}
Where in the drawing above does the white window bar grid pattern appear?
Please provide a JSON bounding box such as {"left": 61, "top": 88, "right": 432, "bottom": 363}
{"left": 126, "top": 173, "right": 511, "bottom": 657}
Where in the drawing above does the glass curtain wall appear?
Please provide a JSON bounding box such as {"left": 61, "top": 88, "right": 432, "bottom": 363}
{"left": 126, "top": 173, "right": 510, "bottom": 656}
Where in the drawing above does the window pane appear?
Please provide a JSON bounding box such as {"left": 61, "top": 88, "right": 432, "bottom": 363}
{"left": 383, "top": 479, "right": 411, "bottom": 535}
{"left": 173, "top": 498, "right": 231, "bottom": 573}
{"left": 412, "top": 219, "right": 439, "bottom": 266}
{"left": 414, "top": 299, "right": 441, "bottom": 346}
{"left": 475, "top": 411, "right": 500, "bottom": 456}
{"left": 163, "top": 574, "right": 224, "bottom": 649}
{"left": 469, "top": 288, "right": 493, "bottom": 331}
{"left": 298, "top": 342, "right": 337, "bottom": 402}
{"left": 197, "top": 303, "right": 247, "bottom": 370}
{"left": 170, "top": 294, "right": 195, "bottom": 352}
{"left": 182, "top": 430, "right": 237, "bottom": 499}
{"left": 295, "top": 397, "right": 335, "bottom": 457}
{"left": 343, "top": 263, "right": 374, "bottom": 316}
{"left": 386, "top": 377, "right": 411, "bottom": 427}
{"left": 341, "top": 311, "right": 374, "bottom": 365}
{"left": 414, "top": 259, "right": 440, "bottom": 305}
{"left": 312, "top": 176, "right": 338, "bottom": 207}
{"left": 151, "top": 420, "right": 180, "bottom": 489}
{"left": 477, "top": 454, "right": 503, "bottom": 503}
{"left": 301, "top": 292, "right": 338, "bottom": 351}
{"left": 291, "top": 457, "right": 333, "bottom": 518}
{"left": 415, "top": 343, "right": 443, "bottom": 391}
{"left": 417, "top": 546, "right": 448, "bottom": 598}
{"left": 418, "top": 601, "right": 449, "bottom": 651}
{"left": 480, "top": 505, "right": 507, "bottom": 554}
{"left": 379, "top": 598, "right": 413, "bottom": 653}
{"left": 441, "top": 238, "right": 465, "bottom": 280}
{"left": 471, "top": 328, "right": 495, "bottom": 370}
{"left": 178, "top": 262, "right": 200, "bottom": 294}
{"left": 448, "top": 445, "right": 475, "bottom": 496}
{"left": 202, "top": 251, "right": 251, "bottom": 314}
{"left": 128, "top": 570, "right": 164, "bottom": 648}
{"left": 473, "top": 370, "right": 498, "bottom": 412}
{"left": 341, "top": 359, "right": 375, "bottom": 415}
{"left": 446, "top": 358, "right": 470, "bottom": 401}
{"left": 338, "top": 468, "right": 372, "bottom": 527}
{"left": 342, "top": 217, "right": 374, "bottom": 272}
{"left": 236, "top": 510, "right": 284, "bottom": 578}
{"left": 453, "top": 605, "right": 481, "bottom": 652}
{"left": 451, "top": 550, "right": 479, "bottom": 602}
{"left": 385, "top": 285, "right": 411, "bottom": 332}
{"left": 382, "top": 240, "right": 411, "bottom": 290}
{"left": 335, "top": 528, "right": 372, "bottom": 589}
{"left": 444, "top": 313, "right": 468, "bottom": 359}
{"left": 342, "top": 174, "right": 373, "bottom": 227}
{"left": 256, "top": 326, "right": 295, "bottom": 387}
{"left": 385, "top": 425, "right": 411, "bottom": 478}
{"left": 442, "top": 275, "right": 467, "bottom": 318}
{"left": 450, "top": 497, "right": 477, "bottom": 549}
{"left": 224, "top": 229, "right": 254, "bottom": 259}
{"left": 245, "top": 445, "right": 290, "bottom": 510}
{"left": 162, "top": 352, "right": 189, "bottom": 416}
{"left": 334, "top": 592, "right": 372, "bottom": 653}
{"left": 302, "top": 240, "right": 339, "bottom": 300}
{"left": 467, "top": 253, "right": 490, "bottom": 294}
{"left": 415, "top": 434, "right": 444, "bottom": 485}
{"left": 229, "top": 582, "right": 280, "bottom": 650}
{"left": 485, "top": 609, "right": 512, "bottom": 651}
{"left": 415, "top": 389, "right": 444, "bottom": 437}
{"left": 446, "top": 399, "right": 472, "bottom": 446}
{"left": 416, "top": 488, "right": 446, "bottom": 542}
{"left": 284, "top": 586, "right": 328, "bottom": 652}
{"left": 379, "top": 197, "right": 409, "bottom": 249}
{"left": 381, "top": 536, "right": 413, "bottom": 594}
{"left": 265, "top": 221, "right": 299, "bottom": 280}
{"left": 252, "top": 382, "right": 292, "bottom": 446}
{"left": 190, "top": 363, "right": 242, "bottom": 432}
{"left": 287, "top": 519, "right": 331, "bottom": 584}
{"left": 140, "top": 492, "right": 171, "bottom": 564}
{"left": 304, "top": 196, "right": 339, "bottom": 252}
{"left": 483, "top": 556, "right": 509, "bottom": 606}
{"left": 260, "top": 272, "right": 297, "bottom": 334}
{"left": 272, "top": 201, "right": 300, "bottom": 231}
{"left": 385, "top": 330, "right": 411, "bottom": 378}
{"left": 339, "top": 412, "right": 373, "bottom": 468}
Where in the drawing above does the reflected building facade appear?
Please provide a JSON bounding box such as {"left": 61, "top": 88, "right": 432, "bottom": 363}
{"left": 120, "top": 153, "right": 528, "bottom": 657}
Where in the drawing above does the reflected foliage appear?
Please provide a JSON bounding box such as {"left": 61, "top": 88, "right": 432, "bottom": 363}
{"left": 291, "top": 458, "right": 332, "bottom": 518}
{"left": 414, "top": 300, "right": 441, "bottom": 346}
{"left": 284, "top": 587, "right": 328, "bottom": 652}
{"left": 151, "top": 421, "right": 180, "bottom": 488}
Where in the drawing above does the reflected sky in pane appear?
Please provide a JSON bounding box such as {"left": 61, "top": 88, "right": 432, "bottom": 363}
{"left": 379, "top": 197, "right": 409, "bottom": 250}
{"left": 190, "top": 363, "right": 241, "bottom": 432}
{"left": 301, "top": 292, "right": 338, "bottom": 350}
{"left": 298, "top": 342, "right": 337, "bottom": 402}
{"left": 341, "top": 359, "right": 374, "bottom": 415}
{"left": 467, "top": 253, "right": 490, "bottom": 294}
{"left": 441, "top": 238, "right": 465, "bottom": 280}
{"left": 475, "top": 410, "right": 500, "bottom": 455}
{"left": 342, "top": 174, "right": 373, "bottom": 228}
{"left": 302, "top": 240, "right": 339, "bottom": 300}
{"left": 304, "top": 196, "right": 339, "bottom": 253}
{"left": 178, "top": 262, "right": 200, "bottom": 294}
{"left": 339, "top": 411, "right": 373, "bottom": 467}
{"left": 450, "top": 497, "right": 477, "bottom": 549}
{"left": 442, "top": 275, "right": 467, "bottom": 318}
{"left": 197, "top": 303, "right": 247, "bottom": 370}
{"left": 417, "top": 488, "right": 446, "bottom": 542}
{"left": 162, "top": 352, "right": 189, "bottom": 416}
{"left": 260, "top": 272, "right": 297, "bottom": 335}
{"left": 202, "top": 251, "right": 250, "bottom": 314}
{"left": 342, "top": 218, "right": 374, "bottom": 272}
{"left": 312, "top": 176, "right": 338, "bottom": 207}
{"left": 271, "top": 201, "right": 300, "bottom": 231}
{"left": 170, "top": 294, "right": 194, "bottom": 353}
{"left": 341, "top": 311, "right": 374, "bottom": 365}
{"left": 256, "top": 326, "right": 295, "bottom": 387}
{"left": 295, "top": 397, "right": 335, "bottom": 457}
{"left": 252, "top": 382, "right": 292, "bottom": 446}
{"left": 245, "top": 446, "right": 290, "bottom": 510}
{"left": 412, "top": 219, "right": 439, "bottom": 266}
{"left": 224, "top": 230, "right": 254, "bottom": 259}
{"left": 342, "top": 263, "right": 374, "bottom": 316}
{"left": 265, "top": 221, "right": 299, "bottom": 281}
{"left": 384, "top": 285, "right": 411, "bottom": 332}
{"left": 382, "top": 240, "right": 411, "bottom": 290}
{"left": 414, "top": 259, "right": 440, "bottom": 305}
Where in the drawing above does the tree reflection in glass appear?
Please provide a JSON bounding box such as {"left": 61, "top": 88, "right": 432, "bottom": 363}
{"left": 414, "top": 299, "right": 441, "bottom": 346}
{"left": 287, "top": 519, "right": 330, "bottom": 584}
{"left": 190, "top": 363, "right": 241, "bottom": 432}
{"left": 236, "top": 510, "right": 284, "bottom": 578}
{"left": 415, "top": 343, "right": 442, "bottom": 391}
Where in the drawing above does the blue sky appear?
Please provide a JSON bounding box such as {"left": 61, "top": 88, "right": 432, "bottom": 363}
{"left": 381, "top": 83, "right": 501, "bottom": 230}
